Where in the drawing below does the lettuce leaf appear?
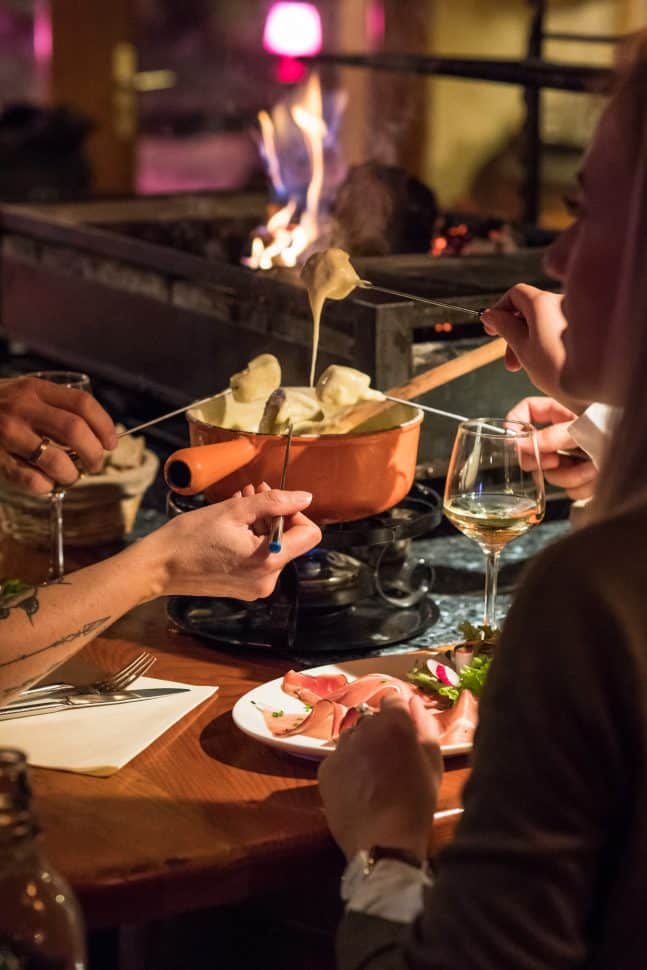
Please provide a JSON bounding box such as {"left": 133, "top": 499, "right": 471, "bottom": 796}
{"left": 407, "top": 622, "right": 497, "bottom": 704}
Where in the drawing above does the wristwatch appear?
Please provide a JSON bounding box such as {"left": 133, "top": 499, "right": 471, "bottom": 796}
{"left": 341, "top": 845, "right": 429, "bottom": 902}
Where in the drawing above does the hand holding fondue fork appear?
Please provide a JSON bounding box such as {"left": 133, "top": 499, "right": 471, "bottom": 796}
{"left": 0, "top": 372, "right": 118, "bottom": 580}
{"left": 0, "top": 373, "right": 116, "bottom": 495}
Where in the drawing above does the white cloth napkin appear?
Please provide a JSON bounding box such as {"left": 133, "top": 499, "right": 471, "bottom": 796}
{"left": 0, "top": 675, "right": 218, "bottom": 777}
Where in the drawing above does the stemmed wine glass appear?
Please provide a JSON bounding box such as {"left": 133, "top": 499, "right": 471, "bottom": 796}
{"left": 443, "top": 418, "right": 545, "bottom": 626}
{"left": 28, "top": 371, "right": 92, "bottom": 581}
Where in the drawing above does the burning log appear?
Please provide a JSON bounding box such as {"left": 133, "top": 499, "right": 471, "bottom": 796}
{"left": 331, "top": 162, "right": 439, "bottom": 256}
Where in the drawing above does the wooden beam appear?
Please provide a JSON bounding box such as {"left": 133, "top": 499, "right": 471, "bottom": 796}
{"left": 49, "top": 0, "right": 136, "bottom": 194}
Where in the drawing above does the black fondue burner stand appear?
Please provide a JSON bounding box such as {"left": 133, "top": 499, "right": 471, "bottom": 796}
{"left": 167, "top": 484, "right": 442, "bottom": 658}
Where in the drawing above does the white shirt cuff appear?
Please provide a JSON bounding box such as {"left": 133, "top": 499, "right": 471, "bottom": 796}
{"left": 569, "top": 403, "right": 621, "bottom": 468}
{"left": 343, "top": 858, "right": 431, "bottom": 924}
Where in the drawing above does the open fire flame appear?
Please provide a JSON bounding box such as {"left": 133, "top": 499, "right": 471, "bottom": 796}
{"left": 244, "top": 72, "right": 338, "bottom": 270}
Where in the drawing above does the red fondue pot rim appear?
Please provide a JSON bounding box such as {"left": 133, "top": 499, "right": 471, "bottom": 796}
{"left": 186, "top": 400, "right": 423, "bottom": 442}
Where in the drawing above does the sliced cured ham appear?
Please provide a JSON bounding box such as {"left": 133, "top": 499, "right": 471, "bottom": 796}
{"left": 261, "top": 710, "right": 309, "bottom": 735}
{"left": 434, "top": 689, "right": 478, "bottom": 746}
{"left": 282, "top": 669, "right": 349, "bottom": 703}
{"left": 339, "top": 706, "right": 361, "bottom": 734}
{"left": 259, "top": 670, "right": 479, "bottom": 749}
{"left": 328, "top": 673, "right": 417, "bottom": 710}
{"left": 263, "top": 699, "right": 347, "bottom": 741}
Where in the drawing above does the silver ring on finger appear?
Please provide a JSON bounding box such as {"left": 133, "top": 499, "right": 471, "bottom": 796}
{"left": 27, "top": 436, "right": 52, "bottom": 467}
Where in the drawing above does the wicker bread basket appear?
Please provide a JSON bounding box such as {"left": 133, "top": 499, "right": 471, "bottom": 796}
{"left": 0, "top": 448, "right": 159, "bottom": 548}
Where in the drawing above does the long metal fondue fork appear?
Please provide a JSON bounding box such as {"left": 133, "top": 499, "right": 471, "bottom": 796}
{"left": 115, "top": 392, "right": 496, "bottom": 441}
{"left": 358, "top": 279, "right": 484, "bottom": 317}
{"left": 116, "top": 395, "right": 215, "bottom": 439}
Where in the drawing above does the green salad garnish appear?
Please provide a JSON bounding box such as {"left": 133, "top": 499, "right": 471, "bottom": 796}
{"left": 406, "top": 622, "right": 500, "bottom": 705}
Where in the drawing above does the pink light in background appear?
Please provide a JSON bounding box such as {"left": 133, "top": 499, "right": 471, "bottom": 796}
{"left": 33, "top": 0, "right": 52, "bottom": 65}
{"left": 276, "top": 57, "right": 306, "bottom": 84}
{"left": 263, "top": 2, "right": 322, "bottom": 58}
{"left": 366, "top": 1, "right": 385, "bottom": 49}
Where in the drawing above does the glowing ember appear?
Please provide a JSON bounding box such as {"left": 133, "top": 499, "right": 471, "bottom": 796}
{"left": 244, "top": 72, "right": 334, "bottom": 270}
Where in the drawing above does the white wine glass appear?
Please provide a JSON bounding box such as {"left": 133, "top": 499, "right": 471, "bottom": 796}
{"left": 443, "top": 418, "right": 545, "bottom": 626}
{"left": 28, "top": 371, "right": 92, "bottom": 581}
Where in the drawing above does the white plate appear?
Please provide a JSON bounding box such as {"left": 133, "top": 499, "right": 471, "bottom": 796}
{"left": 232, "top": 650, "right": 473, "bottom": 761}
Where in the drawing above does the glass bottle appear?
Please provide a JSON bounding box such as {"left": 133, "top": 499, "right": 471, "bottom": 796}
{"left": 0, "top": 749, "right": 86, "bottom": 969}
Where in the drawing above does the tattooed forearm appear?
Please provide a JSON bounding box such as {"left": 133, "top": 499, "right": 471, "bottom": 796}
{"left": 0, "top": 581, "right": 39, "bottom": 624}
{"left": 0, "top": 616, "right": 111, "bottom": 670}
{"left": 0, "top": 576, "right": 71, "bottom": 624}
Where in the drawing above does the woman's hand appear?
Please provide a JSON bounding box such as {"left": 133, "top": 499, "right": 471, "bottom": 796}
{"left": 507, "top": 396, "right": 597, "bottom": 501}
{"left": 318, "top": 695, "right": 443, "bottom": 862}
{"left": 147, "top": 486, "right": 322, "bottom": 601}
{"left": 0, "top": 377, "right": 117, "bottom": 494}
{"left": 481, "top": 285, "right": 586, "bottom": 410}
{"left": 0, "top": 484, "right": 319, "bottom": 701}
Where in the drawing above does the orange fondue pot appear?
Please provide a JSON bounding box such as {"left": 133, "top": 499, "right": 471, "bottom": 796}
{"left": 164, "top": 398, "right": 423, "bottom": 525}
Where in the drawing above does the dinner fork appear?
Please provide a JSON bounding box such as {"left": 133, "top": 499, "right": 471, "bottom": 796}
{"left": 21, "top": 652, "right": 156, "bottom": 702}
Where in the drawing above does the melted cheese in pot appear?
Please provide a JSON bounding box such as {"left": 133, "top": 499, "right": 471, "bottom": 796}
{"left": 191, "top": 362, "right": 385, "bottom": 435}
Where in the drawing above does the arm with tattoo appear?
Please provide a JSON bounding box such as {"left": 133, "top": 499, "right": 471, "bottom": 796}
{"left": 0, "top": 487, "right": 322, "bottom": 705}
{"left": 0, "top": 541, "right": 166, "bottom": 706}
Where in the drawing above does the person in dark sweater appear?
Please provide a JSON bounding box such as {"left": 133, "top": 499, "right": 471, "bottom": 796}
{"left": 319, "top": 30, "right": 647, "bottom": 970}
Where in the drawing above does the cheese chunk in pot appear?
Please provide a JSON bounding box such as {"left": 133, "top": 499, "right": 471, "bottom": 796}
{"left": 316, "top": 365, "right": 384, "bottom": 410}
{"left": 191, "top": 354, "right": 388, "bottom": 436}
{"left": 229, "top": 353, "right": 281, "bottom": 403}
{"left": 272, "top": 389, "right": 325, "bottom": 434}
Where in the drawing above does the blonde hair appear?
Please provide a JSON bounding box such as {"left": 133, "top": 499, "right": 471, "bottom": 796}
{"left": 587, "top": 31, "right": 647, "bottom": 521}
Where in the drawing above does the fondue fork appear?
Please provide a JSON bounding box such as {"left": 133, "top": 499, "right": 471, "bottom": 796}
{"left": 384, "top": 396, "right": 505, "bottom": 435}
{"left": 269, "top": 422, "right": 294, "bottom": 554}
{"left": 116, "top": 395, "right": 217, "bottom": 439}
{"left": 61, "top": 396, "right": 216, "bottom": 476}
{"left": 384, "top": 399, "right": 589, "bottom": 456}
{"left": 357, "top": 280, "right": 483, "bottom": 317}
{"left": 385, "top": 396, "right": 469, "bottom": 423}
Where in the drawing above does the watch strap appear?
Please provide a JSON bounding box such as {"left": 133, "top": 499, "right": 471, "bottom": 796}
{"left": 341, "top": 846, "right": 431, "bottom": 910}
{"left": 364, "top": 845, "right": 426, "bottom": 874}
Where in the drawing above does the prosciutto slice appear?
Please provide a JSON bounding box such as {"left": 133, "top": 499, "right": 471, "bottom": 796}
{"left": 282, "top": 669, "right": 349, "bottom": 705}
{"left": 434, "top": 689, "right": 478, "bottom": 746}
{"left": 328, "top": 673, "right": 417, "bottom": 710}
{"left": 263, "top": 699, "right": 347, "bottom": 741}
{"left": 261, "top": 710, "right": 309, "bottom": 735}
{"left": 260, "top": 671, "right": 479, "bottom": 748}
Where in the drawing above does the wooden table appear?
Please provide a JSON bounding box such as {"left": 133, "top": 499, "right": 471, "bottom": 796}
{"left": 27, "top": 599, "right": 470, "bottom": 930}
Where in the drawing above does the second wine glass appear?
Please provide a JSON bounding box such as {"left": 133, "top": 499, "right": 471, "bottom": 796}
{"left": 443, "top": 418, "right": 545, "bottom": 627}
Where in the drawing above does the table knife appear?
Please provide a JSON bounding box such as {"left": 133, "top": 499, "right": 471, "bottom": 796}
{"left": 0, "top": 687, "right": 190, "bottom": 720}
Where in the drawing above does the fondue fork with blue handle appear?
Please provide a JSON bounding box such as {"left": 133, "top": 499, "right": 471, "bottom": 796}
{"left": 269, "top": 422, "right": 294, "bottom": 554}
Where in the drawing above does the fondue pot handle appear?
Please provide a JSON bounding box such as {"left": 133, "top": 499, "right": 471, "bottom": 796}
{"left": 164, "top": 439, "right": 257, "bottom": 495}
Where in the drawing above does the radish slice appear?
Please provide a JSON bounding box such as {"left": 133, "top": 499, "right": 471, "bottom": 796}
{"left": 426, "top": 657, "right": 459, "bottom": 686}
{"left": 453, "top": 646, "right": 475, "bottom": 674}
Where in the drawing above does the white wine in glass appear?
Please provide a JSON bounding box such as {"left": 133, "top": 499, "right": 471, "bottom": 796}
{"left": 28, "top": 371, "right": 92, "bottom": 581}
{"left": 444, "top": 419, "right": 545, "bottom": 626}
